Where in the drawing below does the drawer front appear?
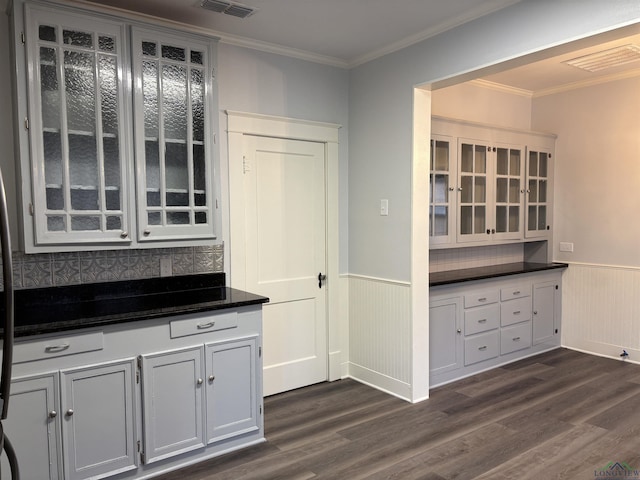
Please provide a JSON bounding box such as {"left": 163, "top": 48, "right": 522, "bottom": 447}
{"left": 501, "top": 322, "right": 532, "bottom": 355}
{"left": 170, "top": 311, "right": 238, "bottom": 338}
{"left": 464, "top": 290, "right": 499, "bottom": 309}
{"left": 464, "top": 304, "right": 500, "bottom": 336}
{"left": 501, "top": 297, "right": 532, "bottom": 326}
{"left": 500, "top": 284, "right": 530, "bottom": 301}
{"left": 13, "top": 331, "right": 104, "bottom": 364}
{"left": 464, "top": 331, "right": 499, "bottom": 366}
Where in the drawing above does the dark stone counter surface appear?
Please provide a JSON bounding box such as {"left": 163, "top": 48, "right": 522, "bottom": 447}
{"left": 429, "top": 262, "right": 568, "bottom": 287}
{"left": 1, "top": 273, "right": 269, "bottom": 338}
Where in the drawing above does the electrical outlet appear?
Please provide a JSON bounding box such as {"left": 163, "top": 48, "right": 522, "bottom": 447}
{"left": 559, "top": 242, "right": 574, "bottom": 252}
{"left": 160, "top": 257, "right": 172, "bottom": 277}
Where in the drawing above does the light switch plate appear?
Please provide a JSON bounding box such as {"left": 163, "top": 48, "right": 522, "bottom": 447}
{"left": 559, "top": 242, "right": 574, "bottom": 252}
{"left": 380, "top": 199, "right": 389, "bottom": 216}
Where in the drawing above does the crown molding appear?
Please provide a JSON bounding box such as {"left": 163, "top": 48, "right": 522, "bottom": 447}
{"left": 533, "top": 67, "right": 640, "bottom": 97}
{"left": 469, "top": 79, "right": 533, "bottom": 97}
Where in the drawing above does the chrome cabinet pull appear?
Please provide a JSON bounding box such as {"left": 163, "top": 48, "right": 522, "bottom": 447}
{"left": 66, "top": 409, "right": 74, "bottom": 417}
{"left": 197, "top": 378, "right": 203, "bottom": 385}
{"left": 49, "top": 410, "right": 57, "bottom": 418}
{"left": 197, "top": 321, "right": 216, "bottom": 329}
{"left": 478, "top": 319, "right": 487, "bottom": 323}
{"left": 513, "top": 336, "right": 521, "bottom": 341}
{"left": 209, "top": 375, "right": 215, "bottom": 382}
{"left": 478, "top": 345, "right": 487, "bottom": 351}
{"left": 45, "top": 343, "right": 70, "bottom": 353}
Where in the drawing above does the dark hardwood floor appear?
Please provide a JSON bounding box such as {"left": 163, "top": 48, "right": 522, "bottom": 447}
{"left": 158, "top": 348, "right": 640, "bottom": 479}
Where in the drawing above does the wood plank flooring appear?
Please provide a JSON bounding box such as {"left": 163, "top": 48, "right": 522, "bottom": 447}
{"left": 157, "top": 349, "right": 640, "bottom": 479}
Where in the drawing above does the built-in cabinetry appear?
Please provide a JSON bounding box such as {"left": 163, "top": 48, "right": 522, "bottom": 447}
{"left": 429, "top": 269, "right": 562, "bottom": 387}
{"left": 9, "top": 0, "right": 219, "bottom": 252}
{"left": 430, "top": 117, "right": 554, "bottom": 248}
{"left": 1, "top": 306, "right": 263, "bottom": 480}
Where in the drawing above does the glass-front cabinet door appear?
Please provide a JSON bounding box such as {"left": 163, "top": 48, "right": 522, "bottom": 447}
{"left": 25, "top": 6, "right": 131, "bottom": 245}
{"left": 429, "top": 135, "right": 455, "bottom": 246}
{"left": 526, "top": 149, "right": 552, "bottom": 238}
{"left": 132, "top": 27, "right": 215, "bottom": 241}
{"left": 493, "top": 143, "right": 524, "bottom": 241}
{"left": 457, "top": 139, "right": 490, "bottom": 243}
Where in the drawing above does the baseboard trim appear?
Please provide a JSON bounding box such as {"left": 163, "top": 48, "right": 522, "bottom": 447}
{"left": 347, "top": 362, "right": 411, "bottom": 402}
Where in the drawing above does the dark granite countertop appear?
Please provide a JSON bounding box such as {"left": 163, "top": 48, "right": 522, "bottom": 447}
{"left": 1, "top": 273, "right": 269, "bottom": 338}
{"left": 429, "top": 262, "right": 568, "bottom": 287}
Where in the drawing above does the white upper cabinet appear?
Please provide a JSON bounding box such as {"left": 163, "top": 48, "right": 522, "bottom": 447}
{"left": 24, "top": 5, "right": 132, "bottom": 247}
{"left": 430, "top": 117, "right": 554, "bottom": 249}
{"left": 429, "top": 135, "right": 455, "bottom": 245}
{"left": 132, "top": 27, "right": 215, "bottom": 242}
{"left": 12, "top": 1, "right": 219, "bottom": 252}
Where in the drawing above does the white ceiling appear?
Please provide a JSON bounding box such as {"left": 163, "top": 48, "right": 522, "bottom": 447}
{"left": 81, "top": 0, "right": 640, "bottom": 91}
{"left": 86, "top": 0, "right": 521, "bottom": 67}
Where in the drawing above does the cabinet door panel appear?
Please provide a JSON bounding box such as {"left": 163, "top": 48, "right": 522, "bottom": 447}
{"left": 429, "top": 297, "right": 462, "bottom": 377}
{"left": 25, "top": 4, "right": 131, "bottom": 245}
{"left": 132, "top": 27, "right": 215, "bottom": 241}
{"left": 141, "top": 346, "right": 205, "bottom": 463}
{"left": 206, "top": 336, "right": 259, "bottom": 444}
{"left": 60, "top": 359, "right": 137, "bottom": 480}
{"left": 1, "top": 373, "right": 61, "bottom": 480}
{"left": 533, "top": 281, "right": 557, "bottom": 345}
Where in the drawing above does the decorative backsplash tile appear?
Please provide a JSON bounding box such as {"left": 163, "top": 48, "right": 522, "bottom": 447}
{"left": 429, "top": 244, "right": 524, "bottom": 273}
{"left": 2, "top": 243, "right": 224, "bottom": 290}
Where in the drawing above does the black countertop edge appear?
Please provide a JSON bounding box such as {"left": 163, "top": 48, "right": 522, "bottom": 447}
{"left": 429, "top": 262, "right": 568, "bottom": 287}
{"left": 0, "top": 273, "right": 269, "bottom": 338}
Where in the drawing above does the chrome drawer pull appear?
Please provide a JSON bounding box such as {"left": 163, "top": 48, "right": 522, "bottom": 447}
{"left": 197, "top": 321, "right": 216, "bottom": 330}
{"left": 478, "top": 345, "right": 487, "bottom": 351}
{"left": 45, "top": 343, "right": 70, "bottom": 353}
{"left": 513, "top": 311, "right": 521, "bottom": 315}
{"left": 478, "top": 319, "right": 487, "bottom": 323}
{"left": 478, "top": 297, "right": 487, "bottom": 302}
{"left": 513, "top": 336, "right": 521, "bottom": 341}
{"left": 513, "top": 291, "right": 520, "bottom": 295}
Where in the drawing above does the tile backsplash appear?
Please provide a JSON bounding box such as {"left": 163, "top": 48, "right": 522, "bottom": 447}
{"left": 429, "top": 244, "right": 524, "bottom": 273}
{"left": 3, "top": 244, "right": 224, "bottom": 290}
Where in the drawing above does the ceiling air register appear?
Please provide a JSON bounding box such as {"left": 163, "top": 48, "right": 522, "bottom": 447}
{"left": 200, "top": 0, "right": 257, "bottom": 18}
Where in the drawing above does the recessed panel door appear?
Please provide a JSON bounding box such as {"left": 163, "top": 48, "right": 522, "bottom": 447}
{"left": 242, "top": 135, "right": 327, "bottom": 396}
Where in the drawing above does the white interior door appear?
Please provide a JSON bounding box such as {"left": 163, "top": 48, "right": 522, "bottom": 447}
{"left": 242, "top": 135, "right": 327, "bottom": 396}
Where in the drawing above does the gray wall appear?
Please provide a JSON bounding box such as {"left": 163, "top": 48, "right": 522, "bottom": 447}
{"left": 348, "top": 0, "right": 640, "bottom": 281}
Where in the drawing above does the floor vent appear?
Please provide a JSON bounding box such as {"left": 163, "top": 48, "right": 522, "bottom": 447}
{"left": 200, "top": 0, "right": 256, "bottom": 19}
{"left": 564, "top": 44, "right": 640, "bottom": 72}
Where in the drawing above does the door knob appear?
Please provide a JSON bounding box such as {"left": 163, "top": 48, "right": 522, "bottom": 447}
{"left": 318, "top": 272, "right": 327, "bottom": 288}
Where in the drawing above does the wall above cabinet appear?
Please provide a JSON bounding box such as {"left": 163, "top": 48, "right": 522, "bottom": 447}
{"left": 9, "top": 0, "right": 221, "bottom": 252}
{"left": 429, "top": 116, "right": 556, "bottom": 251}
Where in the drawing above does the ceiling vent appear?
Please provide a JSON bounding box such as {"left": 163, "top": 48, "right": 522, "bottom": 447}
{"left": 564, "top": 44, "right": 640, "bottom": 72}
{"left": 200, "top": 0, "right": 256, "bottom": 18}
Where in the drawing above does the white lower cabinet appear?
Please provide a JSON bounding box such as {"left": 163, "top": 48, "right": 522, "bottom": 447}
{"left": 2, "top": 306, "right": 264, "bottom": 480}
{"left": 1, "top": 373, "right": 61, "bottom": 480}
{"left": 429, "top": 296, "right": 463, "bottom": 377}
{"left": 60, "top": 360, "right": 138, "bottom": 480}
{"left": 430, "top": 270, "right": 562, "bottom": 387}
{"left": 206, "top": 336, "right": 259, "bottom": 444}
{"left": 140, "top": 346, "right": 206, "bottom": 464}
{"left": 3, "top": 360, "right": 137, "bottom": 480}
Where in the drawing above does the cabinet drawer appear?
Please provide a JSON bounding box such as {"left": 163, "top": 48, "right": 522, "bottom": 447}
{"left": 170, "top": 312, "right": 238, "bottom": 339}
{"left": 464, "top": 290, "right": 499, "bottom": 309}
{"left": 464, "top": 331, "right": 499, "bottom": 366}
{"left": 13, "top": 331, "right": 104, "bottom": 364}
{"left": 500, "top": 285, "right": 530, "bottom": 301}
{"left": 501, "top": 322, "right": 532, "bottom": 355}
{"left": 501, "top": 297, "right": 532, "bottom": 326}
{"left": 464, "top": 304, "right": 500, "bottom": 336}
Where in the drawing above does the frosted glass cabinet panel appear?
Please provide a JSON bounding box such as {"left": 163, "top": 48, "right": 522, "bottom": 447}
{"left": 25, "top": 6, "right": 131, "bottom": 245}
{"left": 132, "top": 27, "right": 215, "bottom": 241}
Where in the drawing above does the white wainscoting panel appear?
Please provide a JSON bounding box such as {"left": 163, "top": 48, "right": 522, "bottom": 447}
{"left": 348, "top": 275, "right": 412, "bottom": 400}
{"left": 563, "top": 263, "right": 640, "bottom": 362}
